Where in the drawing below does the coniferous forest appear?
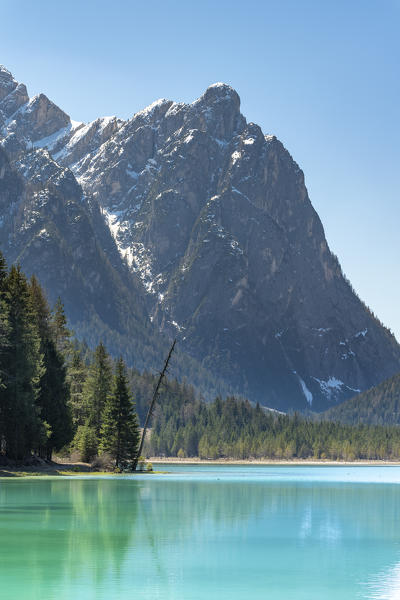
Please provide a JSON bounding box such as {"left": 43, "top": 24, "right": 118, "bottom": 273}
{"left": 1, "top": 252, "right": 400, "bottom": 467}
{"left": 0, "top": 252, "right": 139, "bottom": 467}
{"left": 148, "top": 392, "right": 400, "bottom": 461}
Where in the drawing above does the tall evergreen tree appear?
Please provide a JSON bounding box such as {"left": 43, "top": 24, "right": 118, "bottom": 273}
{"left": 29, "top": 277, "right": 72, "bottom": 459}
{"left": 99, "top": 358, "right": 140, "bottom": 468}
{"left": 0, "top": 266, "right": 43, "bottom": 460}
{"left": 67, "top": 350, "right": 87, "bottom": 429}
{"left": 83, "top": 342, "right": 112, "bottom": 441}
{"left": 52, "top": 297, "right": 71, "bottom": 357}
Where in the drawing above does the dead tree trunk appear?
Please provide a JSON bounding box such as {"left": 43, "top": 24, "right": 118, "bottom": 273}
{"left": 132, "top": 339, "right": 176, "bottom": 471}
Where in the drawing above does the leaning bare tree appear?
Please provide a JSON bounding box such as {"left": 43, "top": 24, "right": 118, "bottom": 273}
{"left": 132, "top": 339, "right": 176, "bottom": 471}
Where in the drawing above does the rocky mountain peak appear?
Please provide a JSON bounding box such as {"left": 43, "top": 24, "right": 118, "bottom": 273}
{"left": 198, "top": 82, "right": 240, "bottom": 108}
{"left": 0, "top": 65, "right": 17, "bottom": 100}
{"left": 0, "top": 68, "right": 72, "bottom": 158}
{"left": 0, "top": 66, "right": 29, "bottom": 126}
{"left": 15, "top": 93, "right": 70, "bottom": 141}
{"left": 191, "top": 82, "right": 244, "bottom": 140}
{"left": 133, "top": 98, "right": 174, "bottom": 124}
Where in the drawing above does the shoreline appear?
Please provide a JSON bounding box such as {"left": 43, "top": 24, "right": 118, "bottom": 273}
{"left": 0, "top": 462, "right": 98, "bottom": 478}
{"left": 150, "top": 457, "right": 400, "bottom": 466}
{"left": 2, "top": 457, "right": 400, "bottom": 478}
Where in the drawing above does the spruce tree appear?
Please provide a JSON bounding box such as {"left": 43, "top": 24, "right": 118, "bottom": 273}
{"left": 67, "top": 350, "right": 87, "bottom": 429}
{"left": 1, "top": 266, "right": 43, "bottom": 460}
{"left": 52, "top": 297, "right": 71, "bottom": 357}
{"left": 99, "top": 358, "right": 140, "bottom": 468}
{"left": 72, "top": 423, "right": 98, "bottom": 462}
{"left": 83, "top": 342, "right": 112, "bottom": 441}
{"left": 29, "top": 277, "right": 72, "bottom": 459}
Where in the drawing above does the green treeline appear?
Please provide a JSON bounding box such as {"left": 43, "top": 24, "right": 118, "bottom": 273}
{"left": 0, "top": 253, "right": 139, "bottom": 467}
{"left": 149, "top": 393, "right": 400, "bottom": 461}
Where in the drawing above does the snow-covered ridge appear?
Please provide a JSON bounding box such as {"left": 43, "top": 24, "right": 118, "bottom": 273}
{"left": 0, "top": 66, "right": 125, "bottom": 170}
{"left": 33, "top": 121, "right": 83, "bottom": 151}
{"left": 134, "top": 98, "right": 173, "bottom": 121}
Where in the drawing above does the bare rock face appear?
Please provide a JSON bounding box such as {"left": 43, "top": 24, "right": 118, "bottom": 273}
{"left": 9, "top": 93, "right": 71, "bottom": 141}
{"left": 0, "top": 66, "right": 399, "bottom": 411}
{"left": 0, "top": 69, "right": 69, "bottom": 144}
{"left": 0, "top": 145, "right": 160, "bottom": 371}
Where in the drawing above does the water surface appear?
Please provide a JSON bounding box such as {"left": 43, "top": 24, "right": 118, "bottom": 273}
{"left": 1, "top": 464, "right": 400, "bottom": 599}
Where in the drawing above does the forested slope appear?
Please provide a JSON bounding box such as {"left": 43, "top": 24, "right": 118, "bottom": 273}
{"left": 323, "top": 372, "right": 400, "bottom": 426}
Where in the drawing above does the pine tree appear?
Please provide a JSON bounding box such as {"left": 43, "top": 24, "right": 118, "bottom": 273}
{"left": 99, "top": 358, "right": 140, "bottom": 468}
{"left": 0, "top": 266, "right": 43, "bottom": 460}
{"left": 29, "top": 277, "right": 72, "bottom": 459}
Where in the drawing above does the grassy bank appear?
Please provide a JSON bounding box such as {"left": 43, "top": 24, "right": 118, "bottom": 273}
{"left": 0, "top": 461, "right": 99, "bottom": 478}
{"left": 0, "top": 458, "right": 161, "bottom": 477}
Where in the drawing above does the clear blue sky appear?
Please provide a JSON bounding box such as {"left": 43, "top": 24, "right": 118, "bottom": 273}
{"left": 1, "top": 0, "right": 399, "bottom": 338}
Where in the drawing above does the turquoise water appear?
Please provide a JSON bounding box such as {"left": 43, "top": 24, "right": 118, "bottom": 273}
{"left": 1, "top": 465, "right": 400, "bottom": 599}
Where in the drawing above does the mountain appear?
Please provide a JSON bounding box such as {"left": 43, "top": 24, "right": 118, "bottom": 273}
{"left": 0, "top": 145, "right": 157, "bottom": 366}
{"left": 1, "top": 65, "right": 399, "bottom": 411}
{"left": 323, "top": 372, "right": 400, "bottom": 426}
{"left": 0, "top": 137, "right": 225, "bottom": 402}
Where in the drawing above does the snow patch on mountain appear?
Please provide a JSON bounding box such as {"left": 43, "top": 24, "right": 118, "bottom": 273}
{"left": 33, "top": 121, "right": 82, "bottom": 151}
{"left": 103, "top": 208, "right": 121, "bottom": 241}
{"left": 293, "top": 371, "right": 313, "bottom": 405}
{"left": 231, "top": 151, "right": 241, "bottom": 165}
{"left": 355, "top": 328, "right": 368, "bottom": 338}
{"left": 312, "top": 376, "right": 360, "bottom": 400}
{"left": 129, "top": 242, "right": 162, "bottom": 293}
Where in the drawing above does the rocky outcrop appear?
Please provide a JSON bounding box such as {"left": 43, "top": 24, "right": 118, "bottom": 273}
{"left": 0, "top": 68, "right": 399, "bottom": 411}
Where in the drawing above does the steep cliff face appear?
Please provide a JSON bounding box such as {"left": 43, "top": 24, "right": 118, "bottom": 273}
{"left": 0, "top": 146, "right": 159, "bottom": 371}
{"left": 1, "top": 67, "right": 399, "bottom": 410}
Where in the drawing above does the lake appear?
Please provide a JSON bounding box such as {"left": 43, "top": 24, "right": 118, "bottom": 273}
{"left": 1, "top": 464, "right": 400, "bottom": 599}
